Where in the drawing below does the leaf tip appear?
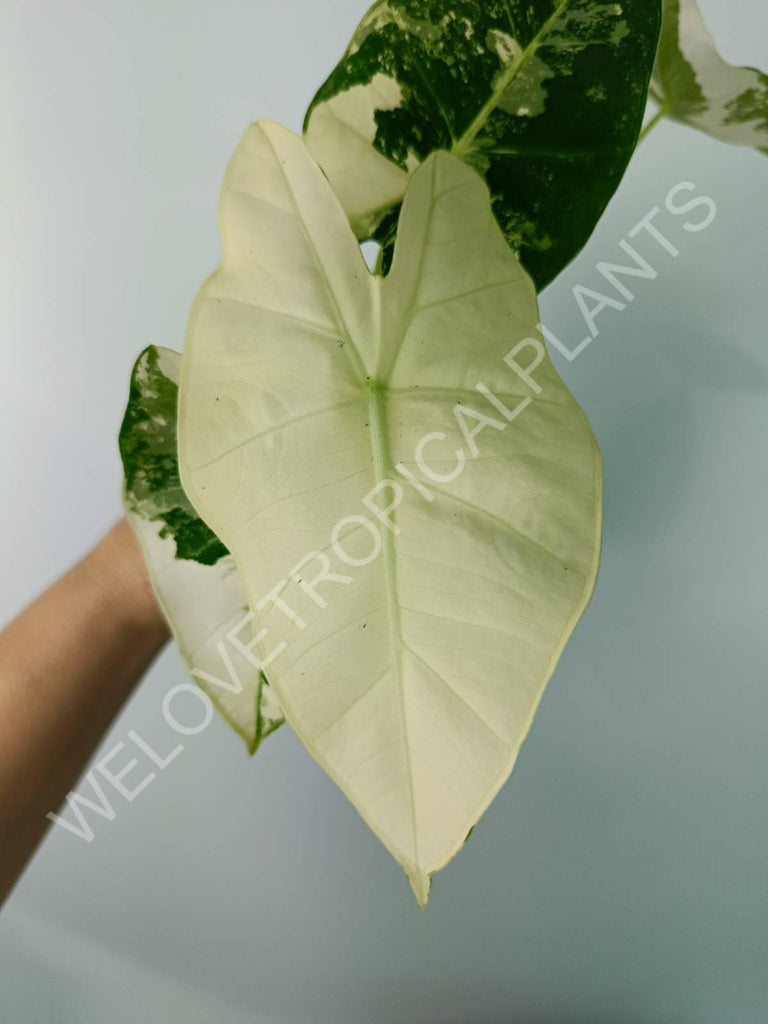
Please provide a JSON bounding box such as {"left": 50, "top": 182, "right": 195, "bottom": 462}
{"left": 406, "top": 866, "right": 432, "bottom": 908}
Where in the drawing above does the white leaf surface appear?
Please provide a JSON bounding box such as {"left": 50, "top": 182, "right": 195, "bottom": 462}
{"left": 179, "top": 122, "right": 602, "bottom": 902}
{"left": 651, "top": 0, "right": 768, "bottom": 152}
{"left": 121, "top": 347, "right": 283, "bottom": 753}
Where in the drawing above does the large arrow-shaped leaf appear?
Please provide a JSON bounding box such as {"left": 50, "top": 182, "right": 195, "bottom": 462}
{"left": 650, "top": 0, "right": 768, "bottom": 154}
{"left": 304, "top": 0, "right": 661, "bottom": 289}
{"left": 120, "top": 346, "right": 284, "bottom": 752}
{"left": 178, "top": 122, "right": 602, "bottom": 902}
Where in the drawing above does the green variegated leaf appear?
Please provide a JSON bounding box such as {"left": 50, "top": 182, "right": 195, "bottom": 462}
{"left": 303, "top": 0, "right": 661, "bottom": 289}
{"left": 178, "top": 122, "right": 602, "bottom": 903}
{"left": 650, "top": 0, "right": 768, "bottom": 153}
{"left": 119, "top": 346, "right": 284, "bottom": 753}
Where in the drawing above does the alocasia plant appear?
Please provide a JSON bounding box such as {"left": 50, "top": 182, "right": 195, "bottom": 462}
{"left": 119, "top": 0, "right": 763, "bottom": 902}
{"left": 303, "top": 0, "right": 662, "bottom": 288}
{"left": 648, "top": 0, "right": 768, "bottom": 152}
{"left": 177, "top": 122, "right": 602, "bottom": 902}
{"left": 119, "top": 346, "right": 283, "bottom": 753}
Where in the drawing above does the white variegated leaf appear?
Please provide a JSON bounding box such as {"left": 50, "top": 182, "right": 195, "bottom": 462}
{"left": 120, "top": 346, "right": 283, "bottom": 753}
{"left": 304, "top": 0, "right": 662, "bottom": 289}
{"left": 178, "top": 122, "right": 602, "bottom": 903}
{"left": 651, "top": 0, "right": 768, "bottom": 153}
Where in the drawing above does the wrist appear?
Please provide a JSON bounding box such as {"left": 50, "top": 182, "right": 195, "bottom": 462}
{"left": 82, "top": 520, "right": 169, "bottom": 641}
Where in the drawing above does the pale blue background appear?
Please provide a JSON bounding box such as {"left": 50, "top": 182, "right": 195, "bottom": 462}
{"left": 1, "top": 1, "right": 767, "bottom": 1021}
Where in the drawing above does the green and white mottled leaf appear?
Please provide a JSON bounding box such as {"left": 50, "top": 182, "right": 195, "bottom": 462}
{"left": 650, "top": 0, "right": 768, "bottom": 153}
{"left": 119, "top": 346, "right": 284, "bottom": 753}
{"left": 178, "top": 122, "right": 602, "bottom": 903}
{"left": 304, "top": 0, "right": 661, "bottom": 289}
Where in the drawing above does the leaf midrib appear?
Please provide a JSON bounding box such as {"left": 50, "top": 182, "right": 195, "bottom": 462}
{"left": 367, "top": 384, "right": 420, "bottom": 869}
{"left": 452, "top": 0, "right": 571, "bottom": 158}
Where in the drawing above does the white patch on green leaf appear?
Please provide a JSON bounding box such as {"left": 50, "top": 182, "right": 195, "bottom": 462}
{"left": 304, "top": 72, "right": 419, "bottom": 237}
{"left": 485, "top": 28, "right": 518, "bottom": 65}
{"left": 179, "top": 123, "right": 602, "bottom": 903}
{"left": 349, "top": 1, "right": 448, "bottom": 56}
{"left": 304, "top": 0, "right": 660, "bottom": 289}
{"left": 493, "top": 46, "right": 555, "bottom": 119}
{"left": 651, "top": 0, "right": 768, "bottom": 152}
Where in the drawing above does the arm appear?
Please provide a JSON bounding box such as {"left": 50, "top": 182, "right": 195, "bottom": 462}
{"left": 0, "top": 520, "right": 168, "bottom": 904}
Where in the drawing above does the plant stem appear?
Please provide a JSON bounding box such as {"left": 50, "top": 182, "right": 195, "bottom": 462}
{"left": 638, "top": 103, "right": 670, "bottom": 143}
